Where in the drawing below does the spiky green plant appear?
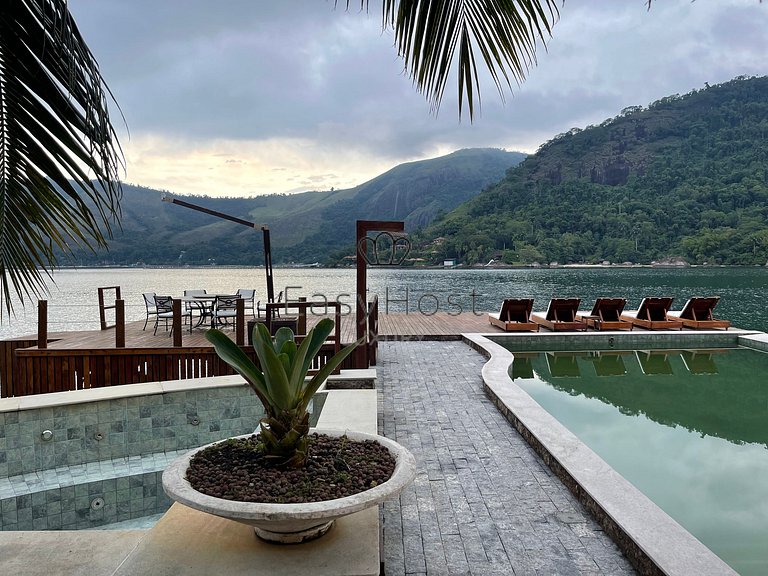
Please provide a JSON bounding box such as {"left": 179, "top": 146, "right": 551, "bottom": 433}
{"left": 205, "top": 319, "right": 362, "bottom": 468}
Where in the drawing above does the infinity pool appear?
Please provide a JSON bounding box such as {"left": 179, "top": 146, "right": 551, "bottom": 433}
{"left": 508, "top": 347, "right": 768, "bottom": 576}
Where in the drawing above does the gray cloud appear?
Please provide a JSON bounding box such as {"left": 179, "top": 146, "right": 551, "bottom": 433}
{"left": 68, "top": 0, "right": 768, "bottom": 194}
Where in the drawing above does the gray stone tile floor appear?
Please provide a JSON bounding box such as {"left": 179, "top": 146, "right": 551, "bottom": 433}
{"left": 377, "top": 340, "right": 636, "bottom": 576}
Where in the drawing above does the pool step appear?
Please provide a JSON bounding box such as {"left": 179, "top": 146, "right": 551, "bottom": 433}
{"left": 0, "top": 451, "right": 183, "bottom": 530}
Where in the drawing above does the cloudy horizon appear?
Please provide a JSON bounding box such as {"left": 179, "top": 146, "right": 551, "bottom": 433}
{"left": 68, "top": 1, "right": 768, "bottom": 197}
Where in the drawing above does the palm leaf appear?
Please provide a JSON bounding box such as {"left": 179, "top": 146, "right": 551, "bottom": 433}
{"left": 352, "top": 0, "right": 560, "bottom": 120}
{"left": 0, "top": 0, "right": 123, "bottom": 316}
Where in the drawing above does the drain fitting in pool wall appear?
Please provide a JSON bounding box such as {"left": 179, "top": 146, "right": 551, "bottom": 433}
{"left": 90, "top": 497, "right": 105, "bottom": 511}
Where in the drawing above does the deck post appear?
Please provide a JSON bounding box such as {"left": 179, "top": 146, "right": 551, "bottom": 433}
{"left": 298, "top": 297, "right": 307, "bottom": 335}
{"left": 236, "top": 299, "right": 245, "bottom": 345}
{"left": 37, "top": 300, "right": 48, "bottom": 349}
{"left": 356, "top": 220, "right": 405, "bottom": 369}
{"left": 115, "top": 299, "right": 126, "bottom": 347}
{"left": 172, "top": 299, "right": 182, "bottom": 347}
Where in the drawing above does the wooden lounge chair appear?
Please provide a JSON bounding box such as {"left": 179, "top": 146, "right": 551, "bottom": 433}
{"left": 670, "top": 296, "right": 730, "bottom": 330}
{"left": 620, "top": 297, "right": 683, "bottom": 330}
{"left": 488, "top": 298, "right": 539, "bottom": 331}
{"left": 576, "top": 298, "right": 633, "bottom": 331}
{"left": 530, "top": 298, "right": 587, "bottom": 331}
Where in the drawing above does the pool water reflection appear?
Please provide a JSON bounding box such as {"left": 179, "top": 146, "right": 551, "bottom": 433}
{"left": 510, "top": 347, "right": 768, "bottom": 576}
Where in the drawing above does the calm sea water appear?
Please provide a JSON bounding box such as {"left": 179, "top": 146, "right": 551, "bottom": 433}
{"left": 1, "top": 266, "right": 766, "bottom": 339}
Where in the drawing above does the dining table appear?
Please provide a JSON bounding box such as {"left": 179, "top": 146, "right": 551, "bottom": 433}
{"left": 179, "top": 295, "right": 218, "bottom": 329}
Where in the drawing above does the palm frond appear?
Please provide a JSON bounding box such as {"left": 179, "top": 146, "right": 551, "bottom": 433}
{"left": 352, "top": 0, "right": 560, "bottom": 120}
{"left": 0, "top": 0, "right": 123, "bottom": 316}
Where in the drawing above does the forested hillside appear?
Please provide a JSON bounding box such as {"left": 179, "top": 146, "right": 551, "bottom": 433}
{"left": 412, "top": 76, "right": 768, "bottom": 266}
{"left": 66, "top": 148, "right": 523, "bottom": 265}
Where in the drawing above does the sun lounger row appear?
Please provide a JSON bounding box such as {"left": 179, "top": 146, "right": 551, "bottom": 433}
{"left": 488, "top": 296, "right": 730, "bottom": 332}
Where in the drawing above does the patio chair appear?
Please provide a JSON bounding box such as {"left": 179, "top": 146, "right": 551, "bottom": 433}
{"left": 213, "top": 294, "right": 241, "bottom": 330}
{"left": 576, "top": 298, "right": 633, "bottom": 331}
{"left": 620, "top": 297, "right": 683, "bottom": 330}
{"left": 236, "top": 288, "right": 256, "bottom": 319}
{"left": 670, "top": 296, "right": 730, "bottom": 330}
{"left": 153, "top": 295, "right": 175, "bottom": 336}
{"left": 142, "top": 292, "right": 157, "bottom": 330}
{"left": 488, "top": 298, "right": 539, "bottom": 331}
{"left": 257, "top": 290, "right": 283, "bottom": 319}
{"left": 184, "top": 289, "right": 208, "bottom": 331}
{"left": 531, "top": 298, "right": 587, "bottom": 331}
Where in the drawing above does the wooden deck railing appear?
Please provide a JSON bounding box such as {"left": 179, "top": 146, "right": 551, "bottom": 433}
{"left": 0, "top": 297, "right": 356, "bottom": 397}
{"left": 2, "top": 341, "right": 347, "bottom": 397}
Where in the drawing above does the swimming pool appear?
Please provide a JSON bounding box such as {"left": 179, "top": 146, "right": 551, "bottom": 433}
{"left": 506, "top": 346, "right": 768, "bottom": 576}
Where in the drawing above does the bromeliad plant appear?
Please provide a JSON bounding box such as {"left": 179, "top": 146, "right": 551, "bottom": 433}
{"left": 205, "top": 319, "right": 361, "bottom": 469}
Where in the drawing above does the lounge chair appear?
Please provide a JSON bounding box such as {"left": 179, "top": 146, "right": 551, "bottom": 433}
{"left": 620, "top": 297, "right": 683, "bottom": 330}
{"left": 531, "top": 298, "right": 587, "bottom": 331}
{"left": 670, "top": 296, "right": 730, "bottom": 330}
{"left": 488, "top": 298, "right": 539, "bottom": 331}
{"left": 576, "top": 298, "right": 633, "bottom": 331}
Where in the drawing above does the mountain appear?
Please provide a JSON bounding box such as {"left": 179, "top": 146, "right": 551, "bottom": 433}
{"left": 412, "top": 76, "right": 768, "bottom": 266}
{"left": 67, "top": 148, "right": 524, "bottom": 266}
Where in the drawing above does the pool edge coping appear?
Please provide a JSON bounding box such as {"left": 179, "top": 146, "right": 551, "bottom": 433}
{"left": 463, "top": 331, "right": 744, "bottom": 576}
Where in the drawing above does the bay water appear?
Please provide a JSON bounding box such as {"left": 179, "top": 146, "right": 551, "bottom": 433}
{"left": 1, "top": 266, "right": 766, "bottom": 340}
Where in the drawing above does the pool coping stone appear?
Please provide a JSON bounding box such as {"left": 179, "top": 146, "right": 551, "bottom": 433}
{"left": 464, "top": 330, "right": 746, "bottom": 576}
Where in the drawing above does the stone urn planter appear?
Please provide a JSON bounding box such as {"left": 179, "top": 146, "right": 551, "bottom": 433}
{"left": 162, "top": 428, "right": 416, "bottom": 544}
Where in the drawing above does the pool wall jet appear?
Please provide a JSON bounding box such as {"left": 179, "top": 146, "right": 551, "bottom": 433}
{"left": 463, "top": 330, "right": 759, "bottom": 576}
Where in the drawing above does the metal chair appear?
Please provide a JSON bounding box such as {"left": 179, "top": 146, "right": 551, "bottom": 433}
{"left": 153, "top": 295, "right": 175, "bottom": 336}
{"left": 236, "top": 289, "right": 256, "bottom": 319}
{"left": 142, "top": 292, "right": 157, "bottom": 330}
{"left": 257, "top": 290, "right": 283, "bottom": 319}
{"left": 184, "top": 289, "right": 207, "bottom": 330}
{"left": 213, "top": 295, "right": 240, "bottom": 330}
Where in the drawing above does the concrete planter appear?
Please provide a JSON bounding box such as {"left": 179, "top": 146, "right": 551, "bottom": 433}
{"left": 162, "top": 428, "right": 416, "bottom": 544}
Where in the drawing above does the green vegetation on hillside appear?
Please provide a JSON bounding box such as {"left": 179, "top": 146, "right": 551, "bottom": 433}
{"left": 66, "top": 148, "right": 522, "bottom": 266}
{"left": 412, "top": 76, "right": 768, "bottom": 266}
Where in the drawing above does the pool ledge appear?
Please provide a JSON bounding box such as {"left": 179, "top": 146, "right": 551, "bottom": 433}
{"left": 463, "top": 332, "right": 739, "bottom": 576}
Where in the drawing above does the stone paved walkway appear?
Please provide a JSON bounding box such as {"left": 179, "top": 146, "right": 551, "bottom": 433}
{"left": 377, "top": 341, "right": 636, "bottom": 576}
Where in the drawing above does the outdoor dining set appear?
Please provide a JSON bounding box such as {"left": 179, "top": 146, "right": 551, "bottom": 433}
{"left": 141, "top": 289, "right": 281, "bottom": 335}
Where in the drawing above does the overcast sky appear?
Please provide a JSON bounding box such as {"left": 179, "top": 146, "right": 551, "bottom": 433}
{"left": 67, "top": 1, "right": 768, "bottom": 197}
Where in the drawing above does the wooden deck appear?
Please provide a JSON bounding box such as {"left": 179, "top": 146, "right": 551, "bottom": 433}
{"left": 0, "top": 311, "right": 507, "bottom": 397}
{"left": 32, "top": 311, "right": 504, "bottom": 351}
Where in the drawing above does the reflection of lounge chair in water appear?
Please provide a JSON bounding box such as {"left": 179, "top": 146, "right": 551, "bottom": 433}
{"left": 669, "top": 296, "right": 731, "bottom": 330}
{"left": 488, "top": 298, "right": 539, "bottom": 331}
{"left": 546, "top": 352, "right": 581, "bottom": 377}
{"left": 635, "top": 350, "right": 675, "bottom": 375}
{"left": 620, "top": 297, "right": 683, "bottom": 330}
{"left": 531, "top": 298, "right": 587, "bottom": 331}
{"left": 576, "top": 298, "right": 633, "bottom": 331}
{"left": 681, "top": 350, "right": 720, "bottom": 375}
{"left": 589, "top": 351, "right": 629, "bottom": 376}
{"left": 510, "top": 353, "right": 537, "bottom": 380}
